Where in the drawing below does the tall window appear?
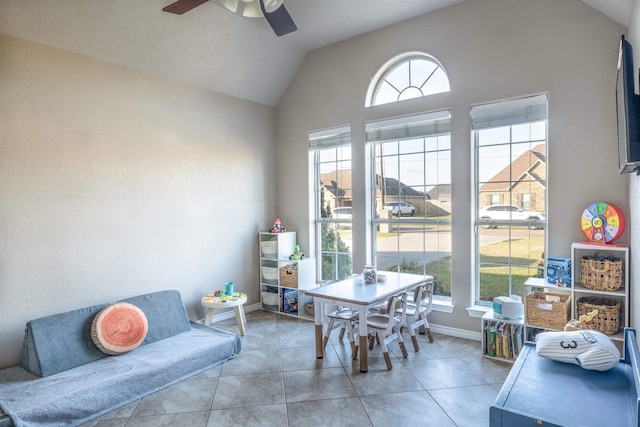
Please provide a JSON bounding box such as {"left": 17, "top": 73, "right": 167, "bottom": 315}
{"left": 310, "top": 126, "right": 353, "bottom": 282}
{"left": 472, "top": 94, "right": 548, "bottom": 304}
{"left": 368, "top": 110, "right": 452, "bottom": 299}
{"left": 365, "top": 52, "right": 450, "bottom": 107}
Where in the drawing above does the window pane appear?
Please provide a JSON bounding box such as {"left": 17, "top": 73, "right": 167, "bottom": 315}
{"left": 372, "top": 111, "right": 451, "bottom": 299}
{"left": 477, "top": 228, "right": 544, "bottom": 301}
{"left": 312, "top": 128, "right": 353, "bottom": 282}
{"left": 411, "top": 59, "right": 437, "bottom": 88}
{"left": 398, "top": 87, "right": 423, "bottom": 101}
{"left": 385, "top": 61, "right": 410, "bottom": 91}
{"left": 374, "top": 81, "right": 401, "bottom": 106}
{"left": 423, "top": 68, "right": 450, "bottom": 95}
{"left": 368, "top": 53, "right": 450, "bottom": 107}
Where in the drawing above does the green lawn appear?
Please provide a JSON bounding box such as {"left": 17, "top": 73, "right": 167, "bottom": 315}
{"left": 478, "top": 236, "right": 544, "bottom": 301}
{"left": 337, "top": 225, "right": 544, "bottom": 301}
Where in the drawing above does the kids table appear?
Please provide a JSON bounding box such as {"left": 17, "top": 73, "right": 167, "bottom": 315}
{"left": 201, "top": 292, "right": 247, "bottom": 336}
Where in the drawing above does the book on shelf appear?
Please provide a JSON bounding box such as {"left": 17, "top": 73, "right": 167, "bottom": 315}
{"left": 484, "top": 320, "right": 525, "bottom": 359}
{"left": 489, "top": 325, "right": 497, "bottom": 357}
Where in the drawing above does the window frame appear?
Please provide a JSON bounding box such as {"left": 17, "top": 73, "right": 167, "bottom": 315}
{"left": 309, "top": 126, "right": 354, "bottom": 283}
{"left": 472, "top": 94, "right": 548, "bottom": 305}
{"left": 368, "top": 110, "right": 453, "bottom": 301}
{"left": 365, "top": 52, "right": 450, "bottom": 107}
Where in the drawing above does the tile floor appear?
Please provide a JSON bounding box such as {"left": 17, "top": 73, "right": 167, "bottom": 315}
{"left": 82, "top": 309, "right": 513, "bottom": 427}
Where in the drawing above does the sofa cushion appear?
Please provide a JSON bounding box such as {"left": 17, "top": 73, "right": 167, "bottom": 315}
{"left": 19, "top": 290, "right": 192, "bottom": 377}
{"left": 19, "top": 303, "right": 108, "bottom": 377}
{"left": 120, "top": 290, "right": 191, "bottom": 344}
{"left": 91, "top": 303, "right": 149, "bottom": 356}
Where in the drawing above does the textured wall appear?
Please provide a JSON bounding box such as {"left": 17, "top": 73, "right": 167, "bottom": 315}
{"left": 0, "top": 34, "right": 276, "bottom": 368}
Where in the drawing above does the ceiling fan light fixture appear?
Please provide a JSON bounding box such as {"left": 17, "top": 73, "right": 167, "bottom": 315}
{"left": 263, "top": 0, "right": 284, "bottom": 13}
{"left": 241, "top": 1, "right": 263, "bottom": 18}
{"left": 218, "top": 0, "right": 239, "bottom": 13}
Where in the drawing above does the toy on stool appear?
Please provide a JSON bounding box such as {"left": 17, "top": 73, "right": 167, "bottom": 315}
{"left": 271, "top": 218, "right": 286, "bottom": 233}
{"left": 564, "top": 309, "right": 599, "bottom": 331}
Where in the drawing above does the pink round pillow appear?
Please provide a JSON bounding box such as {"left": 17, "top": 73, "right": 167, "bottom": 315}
{"left": 91, "top": 302, "right": 148, "bottom": 356}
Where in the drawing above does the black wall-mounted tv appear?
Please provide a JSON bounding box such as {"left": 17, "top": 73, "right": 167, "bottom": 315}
{"left": 616, "top": 35, "right": 640, "bottom": 174}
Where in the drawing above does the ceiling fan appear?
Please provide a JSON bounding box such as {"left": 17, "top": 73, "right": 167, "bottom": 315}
{"left": 162, "top": 0, "right": 297, "bottom": 37}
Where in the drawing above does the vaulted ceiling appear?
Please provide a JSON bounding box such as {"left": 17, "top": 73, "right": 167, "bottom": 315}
{"left": 0, "top": 0, "right": 632, "bottom": 107}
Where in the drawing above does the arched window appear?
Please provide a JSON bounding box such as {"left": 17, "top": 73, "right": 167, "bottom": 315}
{"left": 366, "top": 52, "right": 450, "bottom": 107}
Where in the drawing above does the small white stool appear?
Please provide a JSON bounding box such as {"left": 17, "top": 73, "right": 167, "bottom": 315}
{"left": 201, "top": 292, "right": 247, "bottom": 336}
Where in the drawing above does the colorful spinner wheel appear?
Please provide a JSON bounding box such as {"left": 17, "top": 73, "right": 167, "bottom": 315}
{"left": 580, "top": 202, "right": 626, "bottom": 244}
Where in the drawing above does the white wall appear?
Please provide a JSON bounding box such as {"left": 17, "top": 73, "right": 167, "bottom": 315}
{"left": 277, "top": 0, "right": 628, "bottom": 332}
{"left": 0, "top": 34, "right": 277, "bottom": 368}
{"left": 626, "top": 0, "right": 640, "bottom": 329}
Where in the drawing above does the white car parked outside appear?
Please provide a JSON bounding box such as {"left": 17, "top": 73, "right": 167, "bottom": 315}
{"left": 330, "top": 207, "right": 352, "bottom": 228}
{"left": 478, "top": 205, "right": 545, "bottom": 229}
{"left": 384, "top": 201, "right": 416, "bottom": 217}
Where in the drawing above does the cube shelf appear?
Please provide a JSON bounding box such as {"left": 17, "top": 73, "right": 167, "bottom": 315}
{"left": 259, "top": 232, "right": 316, "bottom": 320}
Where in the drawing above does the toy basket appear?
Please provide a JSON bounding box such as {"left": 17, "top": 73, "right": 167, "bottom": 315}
{"left": 579, "top": 254, "right": 623, "bottom": 291}
{"left": 260, "top": 240, "right": 277, "bottom": 258}
{"left": 304, "top": 302, "right": 314, "bottom": 317}
{"left": 261, "top": 291, "right": 278, "bottom": 307}
{"left": 576, "top": 296, "right": 621, "bottom": 335}
{"left": 279, "top": 265, "right": 298, "bottom": 288}
{"left": 261, "top": 266, "right": 278, "bottom": 284}
{"left": 525, "top": 291, "right": 571, "bottom": 330}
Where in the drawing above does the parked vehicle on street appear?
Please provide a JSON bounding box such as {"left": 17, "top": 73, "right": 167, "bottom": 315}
{"left": 478, "top": 204, "right": 545, "bottom": 229}
{"left": 384, "top": 201, "right": 416, "bottom": 217}
{"left": 330, "top": 207, "right": 352, "bottom": 228}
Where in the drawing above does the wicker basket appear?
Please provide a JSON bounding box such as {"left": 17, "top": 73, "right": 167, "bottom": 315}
{"left": 525, "top": 291, "right": 571, "bottom": 330}
{"left": 576, "top": 296, "right": 621, "bottom": 335}
{"left": 304, "top": 302, "right": 315, "bottom": 317}
{"left": 579, "top": 254, "right": 623, "bottom": 291}
{"left": 279, "top": 265, "right": 298, "bottom": 288}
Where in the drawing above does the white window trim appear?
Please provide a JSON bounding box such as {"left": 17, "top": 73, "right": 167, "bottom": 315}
{"left": 364, "top": 52, "right": 450, "bottom": 107}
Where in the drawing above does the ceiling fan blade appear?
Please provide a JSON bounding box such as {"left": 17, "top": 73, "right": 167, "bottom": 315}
{"left": 259, "top": 0, "right": 297, "bottom": 37}
{"left": 163, "top": 0, "right": 210, "bottom": 15}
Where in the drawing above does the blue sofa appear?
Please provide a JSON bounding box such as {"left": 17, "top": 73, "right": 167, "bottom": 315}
{"left": 0, "top": 290, "right": 241, "bottom": 427}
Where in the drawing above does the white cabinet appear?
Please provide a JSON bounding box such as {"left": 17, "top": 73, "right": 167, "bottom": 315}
{"left": 523, "top": 242, "right": 629, "bottom": 352}
{"left": 259, "top": 232, "right": 316, "bottom": 320}
{"left": 481, "top": 310, "right": 524, "bottom": 363}
{"left": 570, "top": 242, "right": 628, "bottom": 350}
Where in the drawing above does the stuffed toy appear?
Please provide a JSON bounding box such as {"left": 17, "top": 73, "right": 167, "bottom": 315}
{"left": 535, "top": 325, "right": 620, "bottom": 371}
{"left": 564, "top": 309, "right": 599, "bottom": 331}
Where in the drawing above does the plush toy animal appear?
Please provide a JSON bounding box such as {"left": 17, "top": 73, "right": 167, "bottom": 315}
{"left": 564, "top": 309, "right": 599, "bottom": 331}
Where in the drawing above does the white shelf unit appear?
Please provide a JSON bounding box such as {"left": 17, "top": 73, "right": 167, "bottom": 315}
{"left": 259, "top": 232, "right": 316, "bottom": 320}
{"left": 570, "top": 242, "right": 629, "bottom": 352}
{"left": 523, "top": 243, "right": 629, "bottom": 352}
{"left": 481, "top": 310, "right": 524, "bottom": 363}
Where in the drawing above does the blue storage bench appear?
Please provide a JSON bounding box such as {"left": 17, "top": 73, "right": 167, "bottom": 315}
{"left": 490, "top": 328, "right": 639, "bottom": 427}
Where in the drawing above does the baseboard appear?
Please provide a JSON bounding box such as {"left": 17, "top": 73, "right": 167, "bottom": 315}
{"left": 198, "top": 302, "right": 262, "bottom": 324}
{"left": 203, "top": 305, "right": 482, "bottom": 342}
{"left": 429, "top": 323, "right": 482, "bottom": 342}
